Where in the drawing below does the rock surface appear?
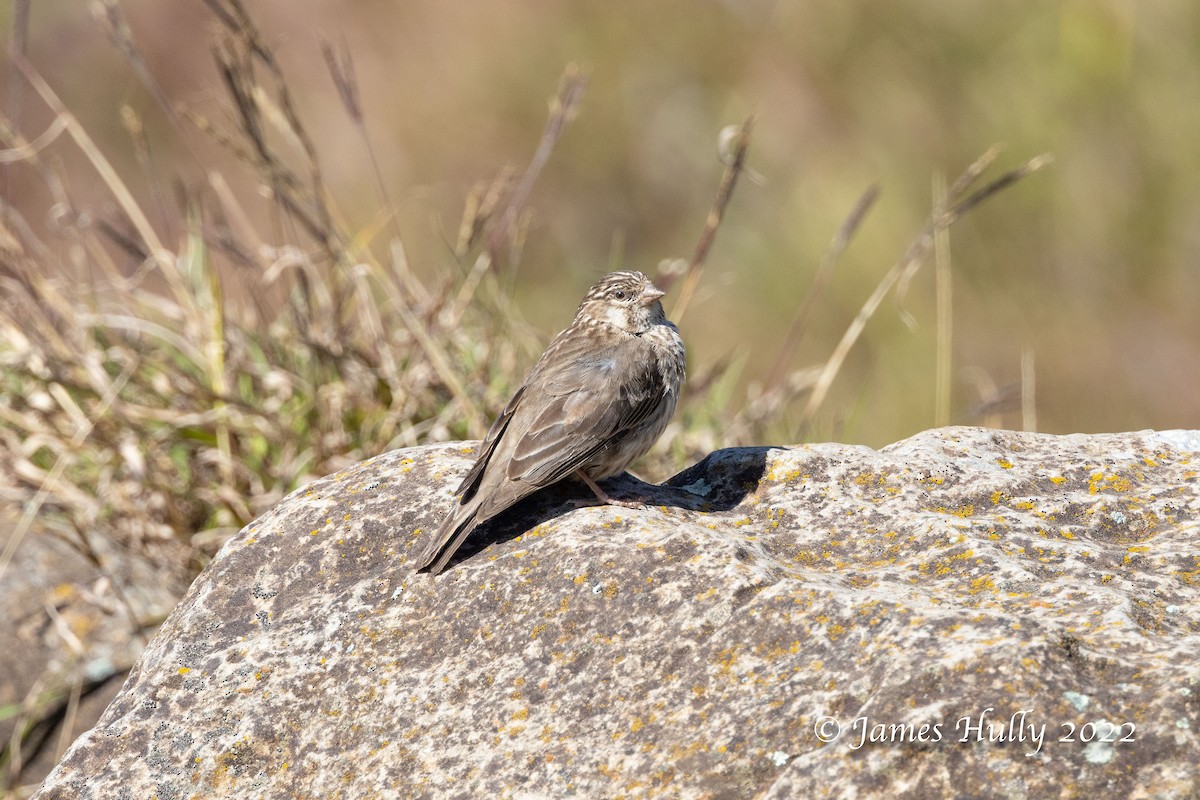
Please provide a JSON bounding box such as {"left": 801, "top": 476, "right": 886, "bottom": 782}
{"left": 0, "top": 515, "right": 188, "bottom": 792}
{"left": 32, "top": 427, "right": 1200, "bottom": 799}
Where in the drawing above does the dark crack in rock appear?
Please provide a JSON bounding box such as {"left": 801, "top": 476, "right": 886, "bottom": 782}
{"left": 32, "top": 428, "right": 1200, "bottom": 799}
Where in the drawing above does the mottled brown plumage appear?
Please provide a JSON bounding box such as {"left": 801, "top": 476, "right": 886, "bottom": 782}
{"left": 415, "top": 271, "right": 686, "bottom": 575}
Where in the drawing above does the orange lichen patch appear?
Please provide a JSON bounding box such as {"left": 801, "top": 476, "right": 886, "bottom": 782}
{"left": 997, "top": 458, "right": 1014, "bottom": 469}
{"left": 1173, "top": 568, "right": 1200, "bottom": 586}
{"left": 1123, "top": 545, "right": 1150, "bottom": 565}
{"left": 931, "top": 504, "right": 976, "bottom": 518}
{"left": 969, "top": 576, "right": 997, "bottom": 594}
{"left": 916, "top": 548, "right": 978, "bottom": 578}
{"left": 1089, "top": 471, "right": 1134, "bottom": 494}
{"left": 854, "top": 471, "right": 882, "bottom": 486}
{"left": 766, "top": 462, "right": 809, "bottom": 483}
{"left": 714, "top": 646, "right": 741, "bottom": 677}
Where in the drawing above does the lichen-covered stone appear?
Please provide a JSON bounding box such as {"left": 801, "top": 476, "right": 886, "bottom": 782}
{"left": 32, "top": 428, "right": 1200, "bottom": 799}
{"left": 1, "top": 514, "right": 189, "bottom": 789}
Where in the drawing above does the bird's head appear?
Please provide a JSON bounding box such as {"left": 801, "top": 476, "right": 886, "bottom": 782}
{"left": 576, "top": 271, "right": 669, "bottom": 334}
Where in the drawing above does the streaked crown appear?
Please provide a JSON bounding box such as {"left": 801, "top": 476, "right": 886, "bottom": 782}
{"left": 582, "top": 271, "right": 648, "bottom": 303}
{"left": 575, "top": 270, "right": 670, "bottom": 333}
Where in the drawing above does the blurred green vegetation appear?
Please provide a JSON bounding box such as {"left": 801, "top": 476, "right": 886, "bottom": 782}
{"left": 10, "top": 1, "right": 1198, "bottom": 446}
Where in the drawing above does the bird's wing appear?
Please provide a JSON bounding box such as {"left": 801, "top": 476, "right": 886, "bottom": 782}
{"left": 454, "top": 384, "right": 525, "bottom": 499}
{"left": 504, "top": 333, "right": 663, "bottom": 487}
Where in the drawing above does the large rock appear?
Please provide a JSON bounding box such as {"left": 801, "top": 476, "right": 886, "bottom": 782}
{"left": 32, "top": 428, "right": 1200, "bottom": 799}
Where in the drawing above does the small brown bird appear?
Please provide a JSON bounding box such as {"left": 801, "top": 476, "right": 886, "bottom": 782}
{"left": 415, "top": 270, "right": 686, "bottom": 575}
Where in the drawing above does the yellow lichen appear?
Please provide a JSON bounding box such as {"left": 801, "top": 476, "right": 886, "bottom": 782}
{"left": 969, "top": 576, "right": 996, "bottom": 594}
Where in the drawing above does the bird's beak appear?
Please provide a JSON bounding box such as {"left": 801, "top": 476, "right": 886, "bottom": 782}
{"left": 639, "top": 284, "right": 666, "bottom": 306}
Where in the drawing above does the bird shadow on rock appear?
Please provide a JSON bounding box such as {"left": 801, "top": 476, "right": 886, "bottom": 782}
{"left": 437, "top": 446, "right": 775, "bottom": 573}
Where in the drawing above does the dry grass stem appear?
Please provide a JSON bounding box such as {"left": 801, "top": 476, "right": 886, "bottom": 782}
{"left": 1021, "top": 346, "right": 1037, "bottom": 432}
{"left": 934, "top": 172, "right": 952, "bottom": 428}
{"left": 8, "top": 50, "right": 178, "bottom": 294}
{"left": 485, "top": 66, "right": 588, "bottom": 263}
{"left": 668, "top": 115, "right": 754, "bottom": 322}
{"left": 798, "top": 149, "right": 1052, "bottom": 432}
{"left": 765, "top": 182, "right": 879, "bottom": 394}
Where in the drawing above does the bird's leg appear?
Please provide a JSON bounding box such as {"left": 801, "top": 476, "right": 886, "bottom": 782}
{"left": 572, "top": 470, "right": 643, "bottom": 510}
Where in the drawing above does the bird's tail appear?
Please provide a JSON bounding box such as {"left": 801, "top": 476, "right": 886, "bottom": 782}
{"left": 414, "top": 501, "right": 480, "bottom": 576}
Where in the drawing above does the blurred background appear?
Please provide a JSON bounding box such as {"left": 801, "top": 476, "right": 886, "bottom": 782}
{"left": 2, "top": 1, "right": 1199, "bottom": 792}
{"left": 11, "top": 0, "right": 1199, "bottom": 442}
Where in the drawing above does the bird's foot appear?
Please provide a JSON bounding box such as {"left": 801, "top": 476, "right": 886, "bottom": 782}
{"left": 573, "top": 471, "right": 644, "bottom": 510}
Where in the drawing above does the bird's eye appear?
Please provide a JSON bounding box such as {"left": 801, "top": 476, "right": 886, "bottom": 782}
{"left": 613, "top": 290, "right": 627, "bottom": 299}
